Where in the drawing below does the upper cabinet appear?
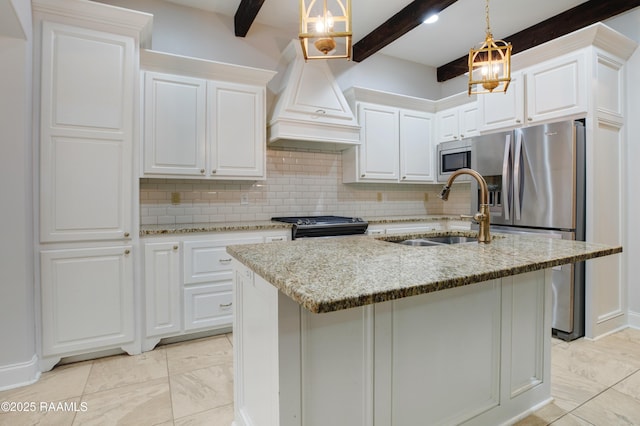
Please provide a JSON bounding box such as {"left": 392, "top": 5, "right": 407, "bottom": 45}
{"left": 435, "top": 102, "right": 479, "bottom": 143}
{"left": 141, "top": 50, "right": 275, "bottom": 180}
{"left": 342, "top": 88, "right": 435, "bottom": 183}
{"left": 38, "top": 21, "right": 136, "bottom": 242}
{"left": 143, "top": 72, "right": 206, "bottom": 176}
{"left": 478, "top": 51, "right": 587, "bottom": 132}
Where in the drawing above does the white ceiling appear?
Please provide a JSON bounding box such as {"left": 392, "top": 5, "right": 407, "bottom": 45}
{"left": 163, "top": 0, "right": 589, "bottom": 67}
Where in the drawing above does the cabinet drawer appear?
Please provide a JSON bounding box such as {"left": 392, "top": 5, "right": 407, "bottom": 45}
{"left": 184, "top": 285, "right": 233, "bottom": 331}
{"left": 183, "top": 238, "right": 262, "bottom": 284}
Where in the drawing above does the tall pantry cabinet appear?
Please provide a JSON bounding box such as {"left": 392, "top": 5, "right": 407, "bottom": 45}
{"left": 32, "top": 0, "right": 152, "bottom": 370}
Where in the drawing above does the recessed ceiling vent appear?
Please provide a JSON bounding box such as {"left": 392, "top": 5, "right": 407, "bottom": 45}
{"left": 268, "top": 40, "right": 360, "bottom": 150}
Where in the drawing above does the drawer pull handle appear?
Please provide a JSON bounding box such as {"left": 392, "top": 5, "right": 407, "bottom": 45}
{"left": 219, "top": 258, "right": 232, "bottom": 263}
{"left": 220, "top": 302, "right": 232, "bottom": 308}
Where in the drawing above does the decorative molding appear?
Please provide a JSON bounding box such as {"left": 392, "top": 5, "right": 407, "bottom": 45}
{"left": 344, "top": 86, "right": 437, "bottom": 112}
{"left": 32, "top": 0, "right": 153, "bottom": 46}
{"left": 140, "top": 50, "right": 276, "bottom": 86}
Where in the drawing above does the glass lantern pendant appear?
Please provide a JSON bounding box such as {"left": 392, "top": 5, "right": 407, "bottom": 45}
{"left": 299, "top": 0, "right": 352, "bottom": 60}
{"left": 468, "top": 0, "right": 512, "bottom": 95}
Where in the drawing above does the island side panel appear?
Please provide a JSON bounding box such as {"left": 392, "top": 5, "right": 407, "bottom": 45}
{"left": 233, "top": 262, "right": 280, "bottom": 426}
{"left": 386, "top": 279, "right": 502, "bottom": 425}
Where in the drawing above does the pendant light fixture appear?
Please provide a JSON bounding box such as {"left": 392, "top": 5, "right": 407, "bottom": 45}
{"left": 468, "top": 0, "right": 511, "bottom": 95}
{"left": 299, "top": 0, "right": 352, "bottom": 60}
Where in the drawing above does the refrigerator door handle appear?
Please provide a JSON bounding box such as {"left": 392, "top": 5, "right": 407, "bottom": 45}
{"left": 513, "top": 130, "right": 523, "bottom": 221}
{"left": 502, "top": 134, "right": 511, "bottom": 221}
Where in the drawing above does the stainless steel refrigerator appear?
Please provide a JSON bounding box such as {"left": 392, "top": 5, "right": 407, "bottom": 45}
{"left": 470, "top": 120, "right": 585, "bottom": 341}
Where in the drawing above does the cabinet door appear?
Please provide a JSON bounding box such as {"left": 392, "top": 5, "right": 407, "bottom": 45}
{"left": 358, "top": 102, "right": 399, "bottom": 181}
{"left": 478, "top": 72, "right": 525, "bottom": 132}
{"left": 40, "top": 246, "right": 134, "bottom": 356}
{"left": 39, "top": 22, "right": 133, "bottom": 242}
{"left": 399, "top": 110, "right": 434, "bottom": 182}
{"left": 144, "top": 242, "right": 181, "bottom": 337}
{"left": 525, "top": 51, "right": 587, "bottom": 124}
{"left": 458, "top": 102, "right": 479, "bottom": 139}
{"left": 143, "top": 72, "right": 206, "bottom": 176}
{"left": 208, "top": 81, "right": 265, "bottom": 178}
{"left": 435, "top": 108, "right": 459, "bottom": 142}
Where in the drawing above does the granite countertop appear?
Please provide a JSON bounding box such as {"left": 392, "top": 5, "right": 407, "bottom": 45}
{"left": 139, "top": 215, "right": 464, "bottom": 236}
{"left": 139, "top": 220, "right": 292, "bottom": 236}
{"left": 226, "top": 231, "right": 622, "bottom": 314}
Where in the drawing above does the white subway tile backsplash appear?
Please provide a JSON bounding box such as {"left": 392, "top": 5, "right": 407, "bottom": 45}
{"left": 140, "top": 149, "right": 471, "bottom": 224}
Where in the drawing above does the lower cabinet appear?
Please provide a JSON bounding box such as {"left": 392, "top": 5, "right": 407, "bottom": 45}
{"left": 144, "top": 242, "right": 181, "bottom": 337}
{"left": 40, "top": 245, "right": 135, "bottom": 369}
{"left": 142, "top": 231, "right": 288, "bottom": 351}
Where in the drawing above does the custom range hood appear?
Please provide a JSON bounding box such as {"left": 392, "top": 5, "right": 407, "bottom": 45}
{"left": 268, "top": 40, "right": 360, "bottom": 150}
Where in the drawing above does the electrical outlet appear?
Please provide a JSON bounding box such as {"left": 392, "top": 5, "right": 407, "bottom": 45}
{"left": 377, "top": 192, "right": 383, "bottom": 202}
{"left": 171, "top": 192, "right": 180, "bottom": 205}
{"left": 424, "top": 193, "right": 429, "bottom": 202}
{"left": 241, "top": 193, "right": 249, "bottom": 205}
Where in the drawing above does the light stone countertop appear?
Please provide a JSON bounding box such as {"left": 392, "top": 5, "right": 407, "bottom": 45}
{"left": 139, "top": 215, "right": 464, "bottom": 236}
{"left": 139, "top": 220, "right": 292, "bottom": 236}
{"left": 226, "top": 231, "right": 622, "bottom": 314}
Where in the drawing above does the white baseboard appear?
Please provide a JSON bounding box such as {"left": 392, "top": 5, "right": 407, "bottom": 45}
{"left": 627, "top": 310, "right": 640, "bottom": 329}
{"left": 0, "top": 354, "right": 41, "bottom": 391}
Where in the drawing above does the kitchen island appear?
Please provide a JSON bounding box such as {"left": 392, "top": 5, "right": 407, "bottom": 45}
{"left": 227, "top": 232, "right": 621, "bottom": 426}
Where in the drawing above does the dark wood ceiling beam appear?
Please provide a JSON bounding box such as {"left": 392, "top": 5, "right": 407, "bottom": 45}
{"left": 353, "top": 0, "right": 460, "bottom": 63}
{"left": 234, "top": 0, "right": 266, "bottom": 37}
{"left": 437, "top": 0, "right": 640, "bottom": 82}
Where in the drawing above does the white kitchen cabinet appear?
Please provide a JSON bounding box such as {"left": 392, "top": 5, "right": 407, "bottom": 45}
{"left": 142, "top": 230, "right": 288, "bottom": 351}
{"left": 525, "top": 51, "right": 587, "bottom": 124}
{"left": 352, "top": 102, "right": 400, "bottom": 182}
{"left": 182, "top": 236, "right": 262, "bottom": 331}
{"left": 143, "top": 72, "right": 206, "bottom": 176}
{"left": 141, "top": 50, "right": 274, "bottom": 180}
{"left": 144, "top": 242, "right": 181, "bottom": 337}
{"left": 399, "top": 110, "right": 435, "bottom": 182}
{"left": 478, "top": 72, "right": 525, "bottom": 132}
{"left": 207, "top": 81, "right": 265, "bottom": 178}
{"left": 343, "top": 101, "right": 435, "bottom": 183}
{"left": 33, "top": 0, "right": 151, "bottom": 371}
{"left": 435, "top": 102, "right": 479, "bottom": 143}
{"left": 479, "top": 51, "right": 587, "bottom": 132}
{"left": 39, "top": 21, "right": 134, "bottom": 242}
{"left": 40, "top": 246, "right": 134, "bottom": 359}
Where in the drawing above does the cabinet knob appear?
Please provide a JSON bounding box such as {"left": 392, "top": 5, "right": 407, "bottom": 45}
{"left": 528, "top": 117, "right": 533, "bottom": 121}
{"left": 453, "top": 136, "right": 458, "bottom": 139}
{"left": 402, "top": 176, "right": 406, "bottom": 180}
{"left": 516, "top": 119, "right": 522, "bottom": 123}
{"left": 200, "top": 169, "right": 205, "bottom": 174}
{"left": 460, "top": 134, "right": 464, "bottom": 138}
{"left": 211, "top": 169, "right": 217, "bottom": 174}
{"left": 124, "top": 249, "right": 130, "bottom": 255}
{"left": 361, "top": 174, "right": 365, "bottom": 178}
{"left": 124, "top": 232, "right": 130, "bottom": 238}
{"left": 173, "top": 245, "right": 178, "bottom": 250}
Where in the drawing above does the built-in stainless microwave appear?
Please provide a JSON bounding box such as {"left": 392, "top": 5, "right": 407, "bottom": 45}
{"left": 437, "top": 139, "right": 472, "bottom": 182}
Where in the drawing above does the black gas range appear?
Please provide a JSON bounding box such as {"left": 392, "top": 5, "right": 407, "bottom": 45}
{"left": 271, "top": 216, "right": 368, "bottom": 239}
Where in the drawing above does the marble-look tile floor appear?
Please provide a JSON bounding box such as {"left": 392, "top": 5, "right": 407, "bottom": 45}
{"left": 1, "top": 328, "right": 639, "bottom": 425}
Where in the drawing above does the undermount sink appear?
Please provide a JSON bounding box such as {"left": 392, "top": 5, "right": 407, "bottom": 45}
{"left": 394, "top": 236, "right": 478, "bottom": 247}
{"left": 420, "top": 236, "right": 477, "bottom": 244}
